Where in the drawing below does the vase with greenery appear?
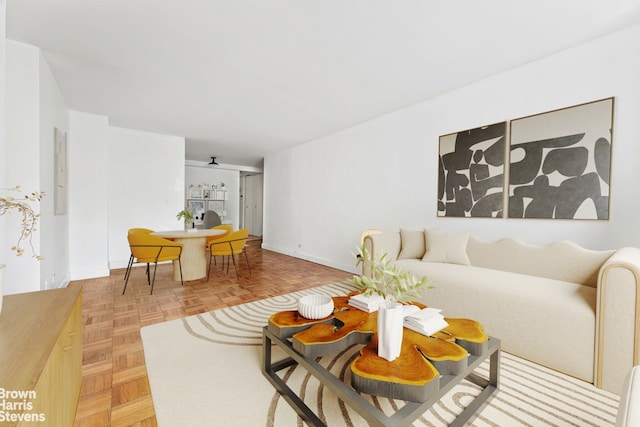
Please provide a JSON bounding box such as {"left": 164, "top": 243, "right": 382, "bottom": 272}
{"left": 0, "top": 186, "right": 44, "bottom": 315}
{"left": 352, "top": 244, "right": 431, "bottom": 361}
{"left": 1, "top": 186, "right": 44, "bottom": 259}
{"left": 176, "top": 209, "right": 194, "bottom": 229}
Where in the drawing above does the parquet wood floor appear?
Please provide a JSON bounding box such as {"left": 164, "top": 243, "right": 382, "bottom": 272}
{"left": 69, "top": 240, "right": 353, "bottom": 427}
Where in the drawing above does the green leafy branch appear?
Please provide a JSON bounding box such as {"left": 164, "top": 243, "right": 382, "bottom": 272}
{"left": 352, "top": 244, "right": 431, "bottom": 302}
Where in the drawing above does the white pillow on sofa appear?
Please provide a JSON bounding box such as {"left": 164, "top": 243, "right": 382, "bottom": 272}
{"left": 398, "top": 229, "right": 426, "bottom": 259}
{"left": 422, "top": 229, "right": 471, "bottom": 265}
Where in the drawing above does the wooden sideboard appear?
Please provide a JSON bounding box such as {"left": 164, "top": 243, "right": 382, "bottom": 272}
{"left": 0, "top": 287, "right": 82, "bottom": 426}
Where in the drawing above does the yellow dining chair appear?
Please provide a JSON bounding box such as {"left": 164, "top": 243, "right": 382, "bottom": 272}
{"left": 205, "top": 224, "right": 234, "bottom": 271}
{"left": 207, "top": 228, "right": 251, "bottom": 280}
{"left": 205, "top": 224, "right": 233, "bottom": 249}
{"left": 128, "top": 227, "right": 154, "bottom": 235}
{"left": 123, "top": 232, "right": 184, "bottom": 295}
{"left": 125, "top": 228, "right": 155, "bottom": 281}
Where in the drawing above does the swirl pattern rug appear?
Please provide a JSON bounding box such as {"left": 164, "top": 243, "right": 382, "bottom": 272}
{"left": 140, "top": 281, "right": 619, "bottom": 426}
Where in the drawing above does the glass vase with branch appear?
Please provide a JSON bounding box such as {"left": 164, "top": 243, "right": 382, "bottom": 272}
{"left": 0, "top": 186, "right": 45, "bottom": 259}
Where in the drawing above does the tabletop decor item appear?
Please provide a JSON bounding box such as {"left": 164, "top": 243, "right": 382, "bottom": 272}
{"left": 176, "top": 209, "right": 194, "bottom": 229}
{"left": 352, "top": 244, "right": 431, "bottom": 361}
{"left": 297, "top": 294, "right": 334, "bottom": 319}
{"left": 375, "top": 299, "right": 404, "bottom": 361}
{"left": 1, "top": 185, "right": 44, "bottom": 259}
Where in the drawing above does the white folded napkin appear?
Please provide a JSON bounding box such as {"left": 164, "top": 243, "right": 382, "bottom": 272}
{"left": 402, "top": 304, "right": 421, "bottom": 317}
{"left": 404, "top": 307, "right": 449, "bottom": 336}
{"left": 348, "top": 293, "right": 384, "bottom": 312}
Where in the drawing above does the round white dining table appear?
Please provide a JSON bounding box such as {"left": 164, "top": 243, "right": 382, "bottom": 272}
{"left": 151, "top": 229, "right": 226, "bottom": 281}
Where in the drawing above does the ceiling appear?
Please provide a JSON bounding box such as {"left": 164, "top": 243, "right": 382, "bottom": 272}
{"left": 7, "top": 1, "right": 640, "bottom": 168}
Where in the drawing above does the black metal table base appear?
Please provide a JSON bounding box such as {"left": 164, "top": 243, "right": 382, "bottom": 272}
{"left": 262, "top": 326, "right": 500, "bottom": 427}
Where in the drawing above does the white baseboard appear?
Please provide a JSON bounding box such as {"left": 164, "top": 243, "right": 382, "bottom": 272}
{"left": 70, "top": 268, "right": 111, "bottom": 281}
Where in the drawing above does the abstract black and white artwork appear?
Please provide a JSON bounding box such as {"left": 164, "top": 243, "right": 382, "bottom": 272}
{"left": 508, "top": 98, "right": 614, "bottom": 220}
{"left": 438, "top": 122, "right": 507, "bottom": 218}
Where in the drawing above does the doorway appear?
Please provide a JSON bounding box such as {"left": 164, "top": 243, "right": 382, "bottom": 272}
{"left": 241, "top": 173, "right": 263, "bottom": 236}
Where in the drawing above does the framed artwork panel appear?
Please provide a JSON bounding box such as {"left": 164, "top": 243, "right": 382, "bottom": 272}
{"left": 437, "top": 122, "right": 507, "bottom": 218}
{"left": 187, "top": 200, "right": 206, "bottom": 221}
{"left": 508, "top": 97, "right": 614, "bottom": 220}
{"left": 54, "top": 127, "right": 68, "bottom": 215}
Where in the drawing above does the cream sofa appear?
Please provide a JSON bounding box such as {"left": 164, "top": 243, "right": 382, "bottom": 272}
{"left": 617, "top": 365, "right": 640, "bottom": 426}
{"left": 363, "top": 228, "right": 640, "bottom": 394}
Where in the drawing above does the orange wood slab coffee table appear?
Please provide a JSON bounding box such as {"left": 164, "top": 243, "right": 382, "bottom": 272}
{"left": 262, "top": 295, "right": 500, "bottom": 427}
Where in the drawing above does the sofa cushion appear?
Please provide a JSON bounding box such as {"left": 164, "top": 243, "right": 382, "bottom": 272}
{"left": 466, "top": 236, "right": 614, "bottom": 287}
{"left": 398, "top": 229, "right": 425, "bottom": 259}
{"left": 422, "top": 229, "right": 471, "bottom": 265}
{"left": 395, "top": 259, "right": 596, "bottom": 383}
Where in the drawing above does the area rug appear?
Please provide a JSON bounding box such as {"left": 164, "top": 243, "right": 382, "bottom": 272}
{"left": 141, "top": 281, "right": 620, "bottom": 426}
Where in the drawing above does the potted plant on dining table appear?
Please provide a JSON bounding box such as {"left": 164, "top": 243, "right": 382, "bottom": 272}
{"left": 176, "top": 209, "right": 194, "bottom": 230}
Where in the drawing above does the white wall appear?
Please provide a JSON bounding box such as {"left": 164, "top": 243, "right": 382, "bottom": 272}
{"left": 3, "top": 39, "right": 188, "bottom": 284}
{"left": 0, "top": 0, "right": 8, "bottom": 273}
{"left": 185, "top": 166, "right": 239, "bottom": 228}
{"left": 263, "top": 149, "right": 300, "bottom": 254}
{"left": 68, "top": 111, "right": 109, "bottom": 279}
{"left": 263, "top": 23, "right": 640, "bottom": 274}
{"left": 62, "top": 115, "right": 187, "bottom": 276}
{"left": 3, "top": 40, "right": 42, "bottom": 293}
{"left": 2, "top": 40, "right": 71, "bottom": 293}
{"left": 38, "top": 49, "right": 69, "bottom": 289}
{"left": 108, "top": 127, "right": 185, "bottom": 269}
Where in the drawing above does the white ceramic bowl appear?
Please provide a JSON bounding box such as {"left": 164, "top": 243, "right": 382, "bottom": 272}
{"left": 297, "top": 294, "right": 334, "bottom": 320}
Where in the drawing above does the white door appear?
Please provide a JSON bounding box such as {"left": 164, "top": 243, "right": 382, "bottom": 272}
{"left": 244, "top": 174, "right": 263, "bottom": 236}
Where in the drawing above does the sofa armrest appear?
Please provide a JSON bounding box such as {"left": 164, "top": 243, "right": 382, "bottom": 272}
{"left": 363, "top": 232, "right": 401, "bottom": 261}
{"left": 361, "top": 232, "right": 402, "bottom": 277}
{"left": 596, "top": 247, "right": 640, "bottom": 394}
{"left": 616, "top": 365, "right": 640, "bottom": 427}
